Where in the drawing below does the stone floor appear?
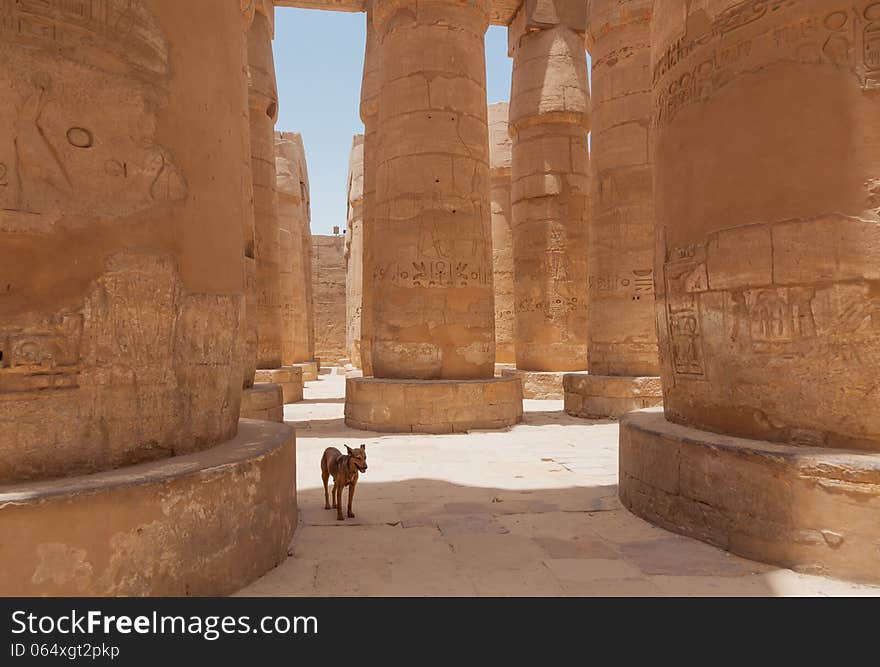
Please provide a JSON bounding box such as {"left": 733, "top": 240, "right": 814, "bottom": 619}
{"left": 236, "top": 370, "right": 880, "bottom": 597}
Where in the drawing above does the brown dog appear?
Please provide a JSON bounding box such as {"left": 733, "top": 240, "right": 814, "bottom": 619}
{"left": 321, "top": 445, "right": 367, "bottom": 521}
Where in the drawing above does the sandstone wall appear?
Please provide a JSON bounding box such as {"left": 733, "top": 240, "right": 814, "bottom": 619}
{"left": 311, "top": 234, "right": 347, "bottom": 365}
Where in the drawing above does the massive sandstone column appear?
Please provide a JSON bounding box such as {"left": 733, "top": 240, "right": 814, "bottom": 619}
{"left": 276, "top": 131, "right": 319, "bottom": 381}
{"left": 344, "top": 0, "right": 522, "bottom": 433}
{"left": 243, "top": 1, "right": 302, "bottom": 413}
{"left": 241, "top": 4, "right": 259, "bottom": 393}
{"left": 502, "top": 1, "right": 591, "bottom": 399}
{"left": 0, "top": 0, "right": 296, "bottom": 595}
{"left": 488, "top": 102, "right": 515, "bottom": 367}
{"left": 620, "top": 0, "right": 880, "bottom": 583}
{"left": 358, "top": 5, "right": 380, "bottom": 377}
{"left": 345, "top": 135, "right": 366, "bottom": 369}
{"left": 563, "top": 0, "right": 664, "bottom": 418}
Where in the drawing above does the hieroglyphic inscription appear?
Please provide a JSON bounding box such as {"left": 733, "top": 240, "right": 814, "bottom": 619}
{"left": 0, "top": 0, "right": 169, "bottom": 75}
{"left": 0, "top": 311, "right": 83, "bottom": 392}
{"left": 516, "top": 296, "right": 586, "bottom": 320}
{"left": 655, "top": 1, "right": 880, "bottom": 125}
{"left": 664, "top": 218, "right": 880, "bottom": 380}
{"left": 590, "top": 269, "right": 655, "bottom": 299}
{"left": 1, "top": 2, "right": 184, "bottom": 233}
{"left": 665, "top": 247, "right": 709, "bottom": 377}
{"left": 374, "top": 258, "right": 491, "bottom": 288}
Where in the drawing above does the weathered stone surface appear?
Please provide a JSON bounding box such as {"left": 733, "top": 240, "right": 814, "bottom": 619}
{"left": 501, "top": 368, "right": 566, "bottom": 400}
{"left": 358, "top": 7, "right": 379, "bottom": 377}
{"left": 488, "top": 103, "right": 515, "bottom": 364}
{"left": 292, "top": 360, "right": 319, "bottom": 382}
{"left": 620, "top": 409, "right": 880, "bottom": 584}
{"left": 0, "top": 420, "right": 296, "bottom": 596}
{"left": 369, "top": 0, "right": 496, "bottom": 380}
{"left": 311, "top": 234, "right": 347, "bottom": 365}
{"left": 0, "top": 0, "right": 248, "bottom": 483}
{"left": 564, "top": 373, "right": 663, "bottom": 418}
{"left": 275, "top": 0, "right": 523, "bottom": 26}
{"left": 509, "top": 7, "right": 590, "bottom": 372}
{"left": 248, "top": 4, "right": 283, "bottom": 371}
{"left": 345, "top": 135, "right": 365, "bottom": 368}
{"left": 241, "top": 383, "right": 284, "bottom": 423}
{"left": 586, "top": 0, "right": 659, "bottom": 379}
{"left": 652, "top": 0, "right": 880, "bottom": 451}
{"left": 275, "top": 130, "right": 316, "bottom": 366}
{"left": 255, "top": 366, "right": 304, "bottom": 404}
{"left": 345, "top": 377, "right": 523, "bottom": 433}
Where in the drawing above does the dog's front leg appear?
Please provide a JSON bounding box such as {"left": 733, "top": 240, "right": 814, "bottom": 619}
{"left": 336, "top": 481, "right": 345, "bottom": 521}
{"left": 347, "top": 479, "right": 357, "bottom": 519}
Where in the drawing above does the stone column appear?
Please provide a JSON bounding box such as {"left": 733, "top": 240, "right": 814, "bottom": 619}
{"left": 0, "top": 0, "right": 296, "bottom": 595}
{"left": 502, "top": 0, "right": 590, "bottom": 399}
{"left": 345, "top": 135, "right": 366, "bottom": 370}
{"left": 344, "top": 0, "right": 522, "bottom": 433}
{"left": 243, "top": 1, "right": 301, "bottom": 413}
{"left": 359, "top": 5, "right": 380, "bottom": 377}
{"left": 488, "top": 102, "right": 516, "bottom": 368}
{"left": 563, "top": 0, "right": 663, "bottom": 418}
{"left": 620, "top": 0, "right": 880, "bottom": 584}
{"left": 241, "top": 2, "right": 259, "bottom": 393}
{"left": 275, "top": 131, "right": 319, "bottom": 381}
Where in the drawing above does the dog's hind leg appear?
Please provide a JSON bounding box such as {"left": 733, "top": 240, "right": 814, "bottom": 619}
{"left": 347, "top": 479, "right": 357, "bottom": 519}
{"left": 322, "top": 469, "right": 330, "bottom": 510}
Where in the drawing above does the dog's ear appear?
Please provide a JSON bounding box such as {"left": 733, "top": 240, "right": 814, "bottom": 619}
{"left": 361, "top": 444, "right": 366, "bottom": 452}
{"left": 345, "top": 445, "right": 353, "bottom": 454}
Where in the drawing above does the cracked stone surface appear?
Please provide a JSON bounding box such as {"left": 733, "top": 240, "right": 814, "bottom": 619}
{"left": 235, "top": 374, "right": 880, "bottom": 597}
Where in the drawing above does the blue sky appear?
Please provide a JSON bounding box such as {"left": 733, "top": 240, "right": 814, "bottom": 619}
{"left": 273, "top": 8, "right": 513, "bottom": 236}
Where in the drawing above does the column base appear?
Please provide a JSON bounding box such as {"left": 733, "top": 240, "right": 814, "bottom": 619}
{"left": 500, "top": 368, "right": 572, "bottom": 399}
{"left": 0, "top": 420, "right": 296, "bottom": 596}
{"left": 620, "top": 408, "right": 880, "bottom": 584}
{"left": 241, "top": 383, "right": 284, "bottom": 422}
{"left": 564, "top": 373, "right": 663, "bottom": 419}
{"left": 255, "top": 366, "right": 304, "bottom": 404}
{"left": 291, "top": 360, "right": 319, "bottom": 382}
{"left": 494, "top": 363, "right": 516, "bottom": 377}
{"left": 344, "top": 377, "right": 523, "bottom": 434}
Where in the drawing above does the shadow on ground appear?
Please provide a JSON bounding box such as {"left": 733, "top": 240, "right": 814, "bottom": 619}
{"left": 235, "top": 477, "right": 864, "bottom": 597}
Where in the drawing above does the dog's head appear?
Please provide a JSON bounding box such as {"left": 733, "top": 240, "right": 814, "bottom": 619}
{"left": 345, "top": 445, "right": 368, "bottom": 472}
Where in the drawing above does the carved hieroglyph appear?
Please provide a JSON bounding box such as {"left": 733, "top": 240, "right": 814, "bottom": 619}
{"left": 508, "top": 4, "right": 591, "bottom": 372}
{"left": 247, "top": 3, "right": 283, "bottom": 370}
{"left": 653, "top": 0, "right": 880, "bottom": 450}
{"left": 369, "top": 0, "right": 496, "bottom": 379}
{"left": 345, "top": 135, "right": 365, "bottom": 368}
{"left": 275, "top": 131, "right": 314, "bottom": 365}
{"left": 488, "top": 102, "right": 515, "bottom": 364}
{"left": 586, "top": 0, "right": 659, "bottom": 378}
{"left": 0, "top": 0, "right": 248, "bottom": 482}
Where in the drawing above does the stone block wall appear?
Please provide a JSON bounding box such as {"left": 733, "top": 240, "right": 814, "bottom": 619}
{"left": 311, "top": 234, "right": 347, "bottom": 365}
